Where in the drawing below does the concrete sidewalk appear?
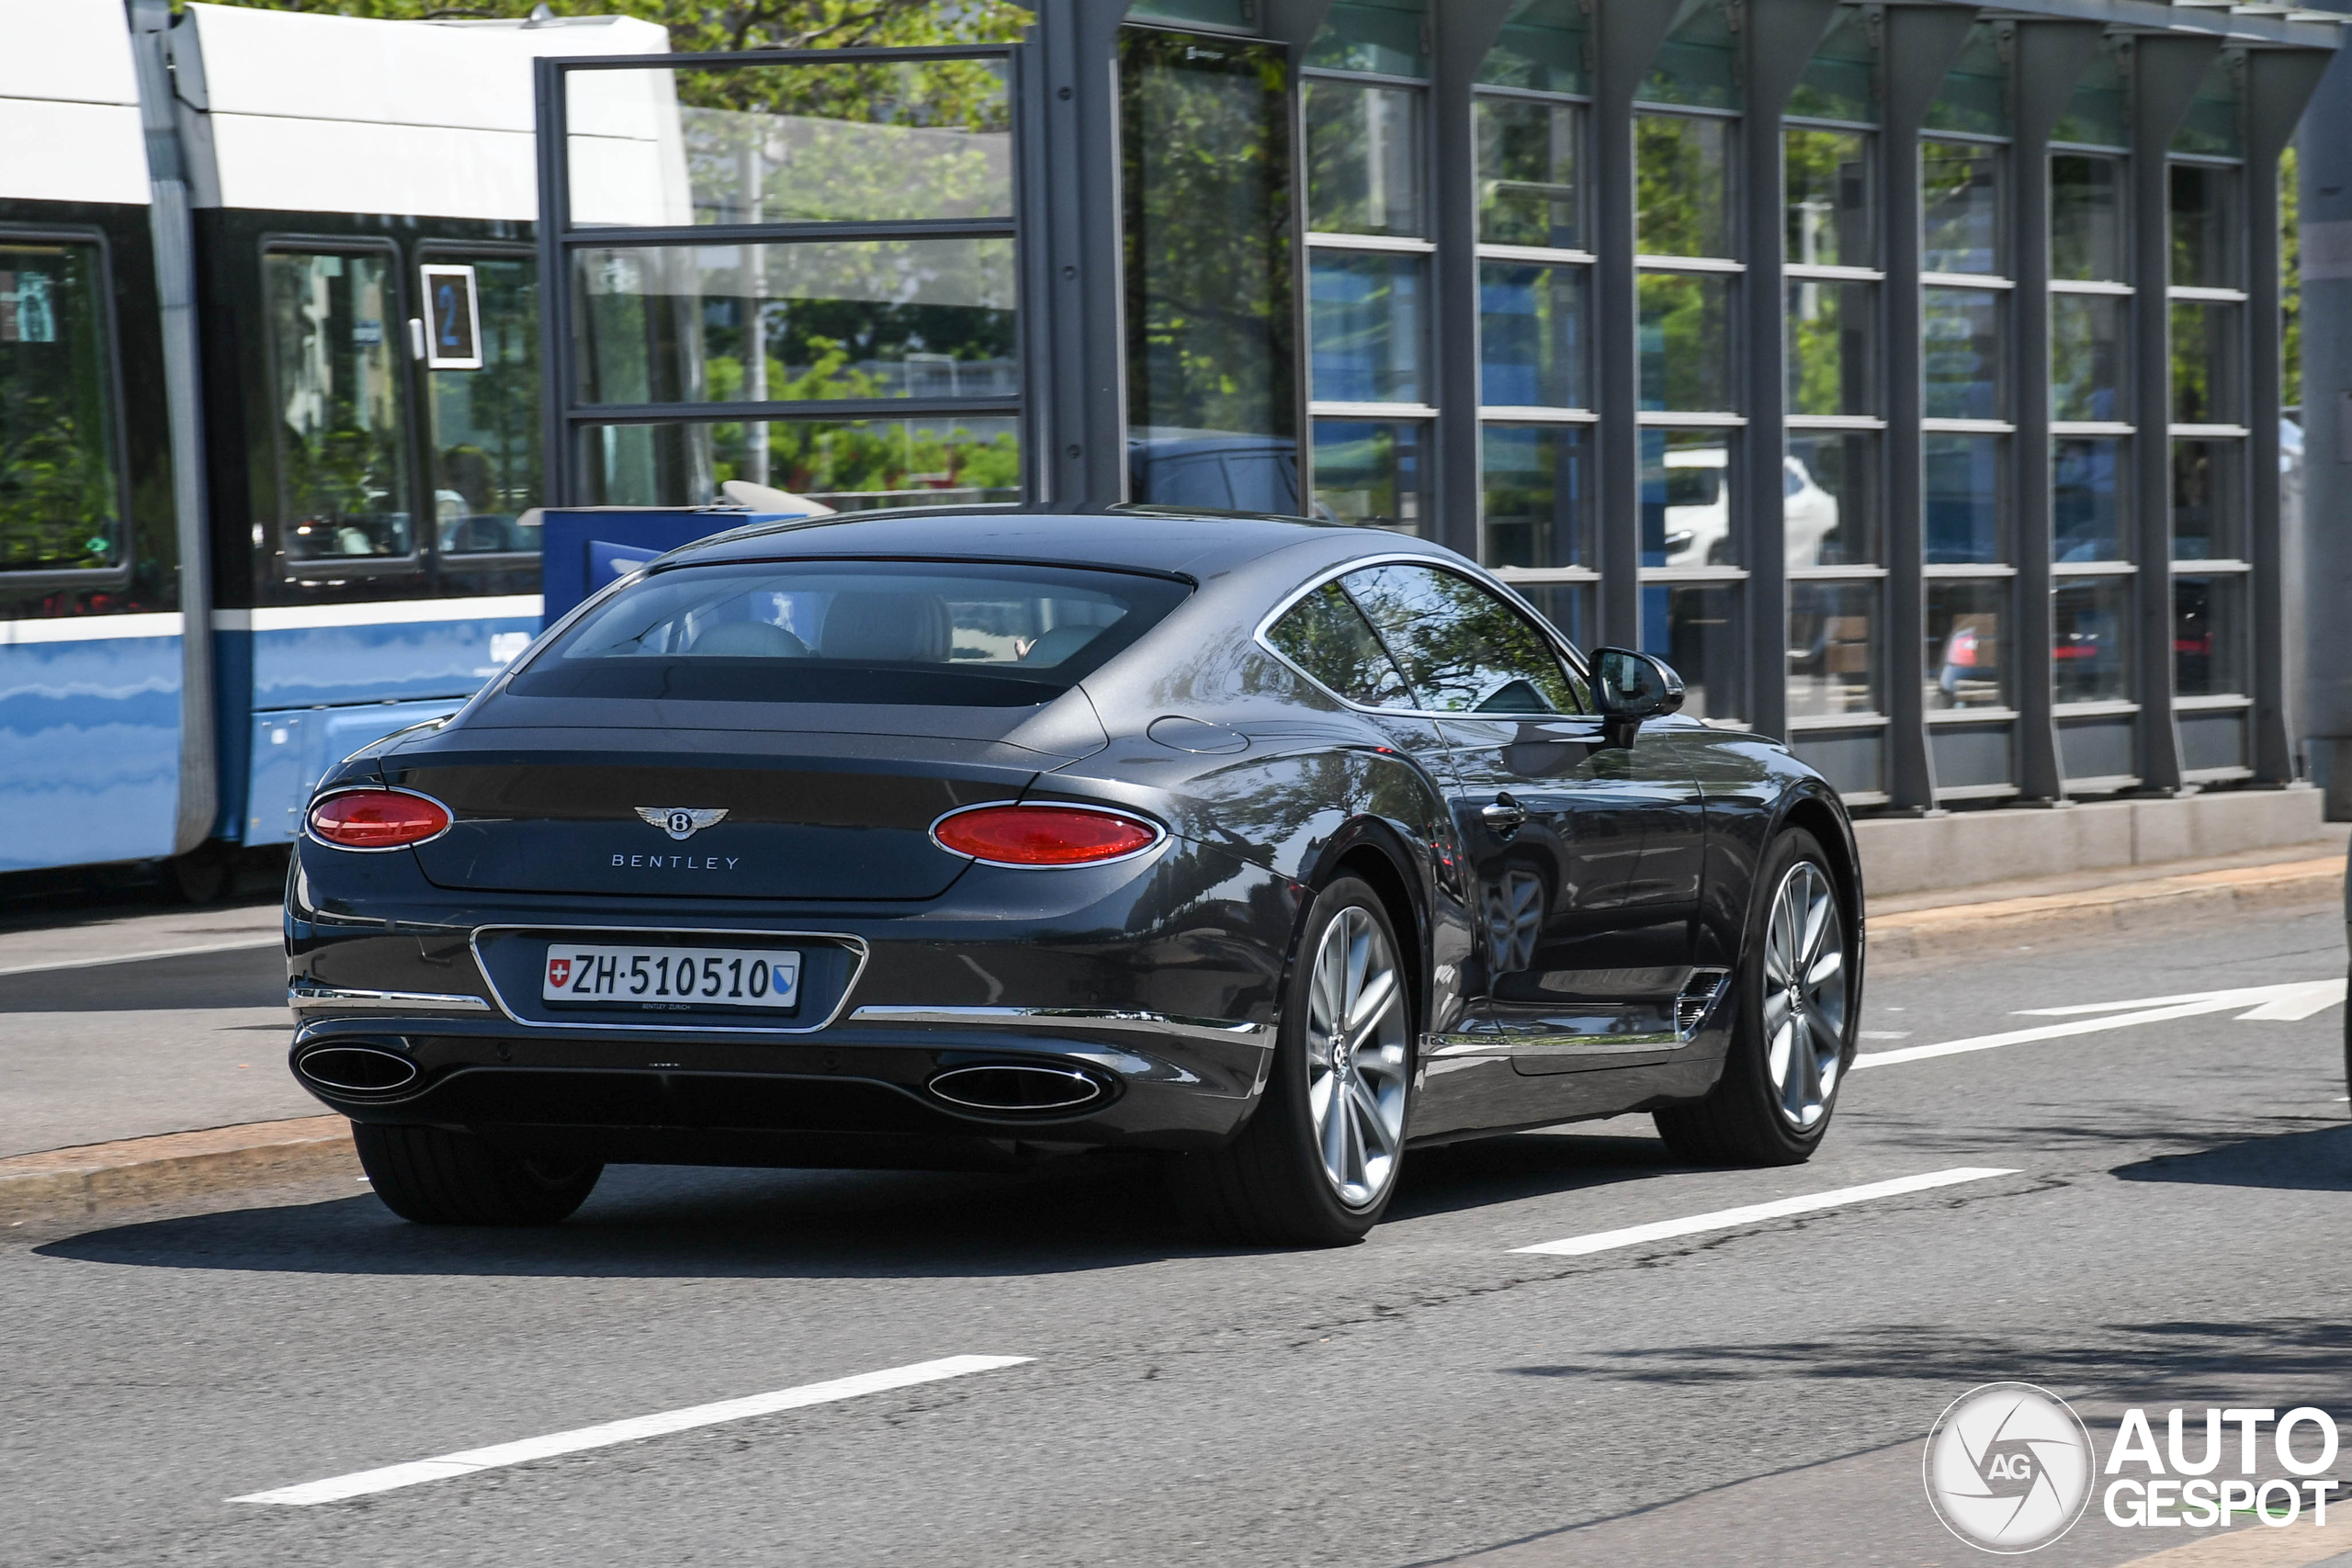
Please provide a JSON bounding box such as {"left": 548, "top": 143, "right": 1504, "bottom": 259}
{"left": 4, "top": 835, "right": 2346, "bottom": 1225}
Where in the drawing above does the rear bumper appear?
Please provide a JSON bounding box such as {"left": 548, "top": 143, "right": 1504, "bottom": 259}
{"left": 286, "top": 833, "right": 1300, "bottom": 1160}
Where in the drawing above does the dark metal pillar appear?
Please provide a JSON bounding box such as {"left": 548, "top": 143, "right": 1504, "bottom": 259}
{"left": 2127, "top": 33, "right": 2224, "bottom": 795}
{"left": 2010, "top": 20, "right": 2107, "bottom": 804}
{"left": 1881, "top": 5, "right": 1983, "bottom": 811}
{"left": 1591, "top": 0, "right": 1683, "bottom": 649}
{"left": 1431, "top": 0, "right": 1515, "bottom": 565}
{"left": 2245, "top": 48, "right": 2333, "bottom": 784}
{"left": 1737, "top": 0, "right": 1842, "bottom": 743}
{"left": 2296, "top": 12, "right": 2352, "bottom": 814}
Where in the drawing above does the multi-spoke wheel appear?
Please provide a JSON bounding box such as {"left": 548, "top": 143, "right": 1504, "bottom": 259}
{"left": 1655, "top": 829, "right": 1855, "bottom": 1166}
{"left": 1760, "top": 859, "right": 1848, "bottom": 1131}
{"left": 1303, "top": 903, "right": 1411, "bottom": 1208}
{"left": 1172, "top": 875, "right": 1415, "bottom": 1246}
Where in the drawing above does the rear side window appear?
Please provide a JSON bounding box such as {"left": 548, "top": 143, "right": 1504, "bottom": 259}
{"left": 1341, "top": 563, "right": 1586, "bottom": 714}
{"left": 514, "top": 558, "right": 1190, "bottom": 706}
{"left": 1264, "top": 581, "right": 1415, "bottom": 708}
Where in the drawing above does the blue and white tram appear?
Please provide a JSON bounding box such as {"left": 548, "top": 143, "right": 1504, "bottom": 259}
{"left": 0, "top": 0, "right": 664, "bottom": 886}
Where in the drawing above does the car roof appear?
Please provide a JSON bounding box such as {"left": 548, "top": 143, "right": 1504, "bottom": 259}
{"left": 654, "top": 505, "right": 1457, "bottom": 582}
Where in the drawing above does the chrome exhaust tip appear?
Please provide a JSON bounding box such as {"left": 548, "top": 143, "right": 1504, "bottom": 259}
{"left": 927, "top": 1063, "right": 1106, "bottom": 1113}
{"left": 296, "top": 1044, "right": 421, "bottom": 1095}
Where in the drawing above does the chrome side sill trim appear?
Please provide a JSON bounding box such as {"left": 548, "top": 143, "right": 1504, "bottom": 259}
{"left": 850, "top": 1005, "right": 1271, "bottom": 1042}
{"left": 288, "top": 979, "right": 492, "bottom": 1014}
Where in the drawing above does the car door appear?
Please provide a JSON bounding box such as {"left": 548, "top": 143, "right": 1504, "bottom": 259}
{"left": 1339, "top": 562, "right": 1706, "bottom": 1073}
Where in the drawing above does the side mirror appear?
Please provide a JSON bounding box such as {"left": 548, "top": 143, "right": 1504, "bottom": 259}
{"left": 1593, "top": 648, "right": 1686, "bottom": 736}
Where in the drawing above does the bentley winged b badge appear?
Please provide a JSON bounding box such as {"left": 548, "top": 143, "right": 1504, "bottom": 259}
{"left": 636, "top": 807, "right": 729, "bottom": 842}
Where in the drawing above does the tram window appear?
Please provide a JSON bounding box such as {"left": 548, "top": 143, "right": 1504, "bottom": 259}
{"left": 0, "top": 241, "right": 124, "bottom": 575}
{"left": 266, "top": 250, "right": 414, "bottom": 565}
{"left": 427, "top": 257, "right": 541, "bottom": 557}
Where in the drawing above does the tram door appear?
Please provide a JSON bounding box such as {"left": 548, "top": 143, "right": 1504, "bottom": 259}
{"left": 541, "top": 43, "right": 1029, "bottom": 512}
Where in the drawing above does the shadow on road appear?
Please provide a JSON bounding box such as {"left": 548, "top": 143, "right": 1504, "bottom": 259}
{"left": 2111, "top": 1121, "right": 2352, "bottom": 1191}
{"left": 0, "top": 946, "right": 284, "bottom": 1013}
{"left": 35, "top": 1127, "right": 1688, "bottom": 1280}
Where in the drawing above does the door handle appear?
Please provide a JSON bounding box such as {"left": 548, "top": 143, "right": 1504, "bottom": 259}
{"left": 1481, "top": 793, "right": 1528, "bottom": 833}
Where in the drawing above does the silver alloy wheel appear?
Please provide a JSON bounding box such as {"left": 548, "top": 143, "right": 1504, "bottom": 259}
{"left": 1304, "top": 904, "right": 1410, "bottom": 1208}
{"left": 1761, "top": 860, "right": 1848, "bottom": 1130}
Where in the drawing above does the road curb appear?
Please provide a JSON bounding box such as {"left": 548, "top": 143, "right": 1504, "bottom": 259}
{"left": 1868, "top": 856, "right": 2344, "bottom": 963}
{"left": 0, "top": 1115, "right": 356, "bottom": 1227}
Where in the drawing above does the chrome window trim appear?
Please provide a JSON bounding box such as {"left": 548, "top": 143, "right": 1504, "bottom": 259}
{"left": 288, "top": 978, "right": 492, "bottom": 1014}
{"left": 467, "top": 923, "right": 872, "bottom": 1035}
{"left": 1250, "top": 551, "right": 1598, "bottom": 724}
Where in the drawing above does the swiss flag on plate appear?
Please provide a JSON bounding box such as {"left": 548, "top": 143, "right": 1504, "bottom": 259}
{"left": 547, "top": 957, "right": 572, "bottom": 988}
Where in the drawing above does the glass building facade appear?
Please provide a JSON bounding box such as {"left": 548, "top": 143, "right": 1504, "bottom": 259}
{"left": 541, "top": 0, "right": 2338, "bottom": 811}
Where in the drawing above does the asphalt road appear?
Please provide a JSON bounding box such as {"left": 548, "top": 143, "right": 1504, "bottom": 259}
{"left": 6, "top": 904, "right": 2351, "bottom": 1567}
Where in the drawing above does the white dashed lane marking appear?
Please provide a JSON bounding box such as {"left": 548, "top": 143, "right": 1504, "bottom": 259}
{"left": 231, "top": 1355, "right": 1034, "bottom": 1506}
{"left": 1511, "top": 1168, "right": 2015, "bottom": 1257}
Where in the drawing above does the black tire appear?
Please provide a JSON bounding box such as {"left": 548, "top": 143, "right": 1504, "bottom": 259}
{"left": 353, "top": 1122, "right": 603, "bottom": 1225}
{"left": 1172, "top": 875, "right": 1414, "bottom": 1247}
{"left": 1654, "top": 829, "right": 1854, "bottom": 1166}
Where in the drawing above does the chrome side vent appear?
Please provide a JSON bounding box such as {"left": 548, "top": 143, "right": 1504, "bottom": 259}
{"left": 1675, "top": 968, "right": 1734, "bottom": 1039}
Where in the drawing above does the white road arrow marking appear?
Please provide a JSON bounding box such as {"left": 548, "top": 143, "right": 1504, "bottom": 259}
{"left": 1853, "top": 979, "right": 2345, "bottom": 1069}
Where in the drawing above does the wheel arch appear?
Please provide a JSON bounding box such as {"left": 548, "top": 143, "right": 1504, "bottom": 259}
{"left": 1302, "top": 817, "right": 1430, "bottom": 1042}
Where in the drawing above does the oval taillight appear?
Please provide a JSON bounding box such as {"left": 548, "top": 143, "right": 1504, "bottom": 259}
{"left": 933, "top": 805, "right": 1160, "bottom": 866}
{"left": 307, "top": 789, "right": 451, "bottom": 850}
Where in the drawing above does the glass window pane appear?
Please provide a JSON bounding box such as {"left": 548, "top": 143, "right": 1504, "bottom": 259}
{"left": 2051, "top": 293, "right": 2127, "bottom": 424}
{"left": 2171, "top": 438, "right": 2243, "bottom": 561}
{"left": 2170, "top": 301, "right": 2239, "bottom": 426}
{"left": 1786, "top": 430, "right": 1879, "bottom": 566}
{"left": 1266, "top": 581, "right": 1416, "bottom": 708}
{"left": 1924, "top": 434, "right": 2005, "bottom": 564}
{"left": 1310, "top": 252, "right": 1425, "bottom": 403}
{"left": 1635, "top": 114, "right": 1732, "bottom": 257}
{"left": 1641, "top": 428, "right": 1733, "bottom": 567}
{"left": 1928, "top": 580, "right": 2009, "bottom": 710}
{"left": 1476, "top": 96, "right": 1579, "bottom": 248}
{"left": 429, "top": 258, "right": 540, "bottom": 558}
{"left": 1477, "top": 0, "right": 1589, "bottom": 96}
{"left": 573, "top": 241, "right": 1016, "bottom": 409}
{"left": 567, "top": 61, "right": 1012, "bottom": 229}
{"left": 2051, "top": 154, "right": 2125, "bottom": 282}
{"left": 1129, "top": 0, "right": 1252, "bottom": 26}
{"left": 1785, "top": 129, "right": 1872, "bottom": 269}
{"left": 266, "top": 251, "right": 413, "bottom": 563}
{"left": 2170, "top": 164, "right": 2239, "bottom": 288}
{"left": 2054, "top": 437, "right": 2127, "bottom": 562}
{"left": 1788, "top": 580, "right": 1881, "bottom": 717}
{"left": 1787, "top": 279, "right": 1874, "bottom": 417}
{"left": 0, "top": 242, "right": 122, "bottom": 574}
{"left": 1312, "top": 418, "right": 1427, "bottom": 532}
{"left": 1511, "top": 581, "right": 1594, "bottom": 653}
{"left": 1922, "top": 287, "right": 2002, "bottom": 420}
{"left": 1641, "top": 580, "right": 1742, "bottom": 721}
{"left": 1924, "top": 21, "right": 2007, "bottom": 137}
{"left": 2054, "top": 577, "right": 2132, "bottom": 702}
{"left": 1922, "top": 141, "right": 2002, "bottom": 274}
{"left": 1307, "top": 0, "right": 1429, "bottom": 78}
{"left": 578, "top": 415, "right": 1019, "bottom": 510}
{"left": 1122, "top": 31, "right": 1296, "bottom": 478}
{"left": 1788, "top": 6, "right": 1875, "bottom": 124}
{"left": 1640, "top": 0, "right": 1739, "bottom": 110}
{"left": 1481, "top": 423, "right": 1589, "bottom": 569}
{"left": 1479, "top": 263, "right": 1587, "bottom": 408}
{"left": 1306, "top": 81, "right": 1425, "bottom": 237}
{"left": 2169, "top": 59, "right": 2242, "bottom": 159}
{"left": 2173, "top": 574, "right": 2245, "bottom": 696}
{"left": 2054, "top": 38, "right": 2128, "bottom": 148}
{"left": 1638, "top": 272, "right": 1733, "bottom": 412}
{"left": 1342, "top": 562, "right": 1582, "bottom": 714}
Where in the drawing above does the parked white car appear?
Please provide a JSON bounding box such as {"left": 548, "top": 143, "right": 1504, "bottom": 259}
{"left": 1659, "top": 447, "right": 1840, "bottom": 567}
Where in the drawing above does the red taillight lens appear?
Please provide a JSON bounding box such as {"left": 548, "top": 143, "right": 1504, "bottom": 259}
{"left": 307, "top": 789, "right": 451, "bottom": 850}
{"left": 933, "top": 805, "right": 1160, "bottom": 866}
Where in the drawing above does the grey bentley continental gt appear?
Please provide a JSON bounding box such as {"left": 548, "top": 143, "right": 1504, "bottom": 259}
{"left": 286, "top": 508, "right": 1863, "bottom": 1246}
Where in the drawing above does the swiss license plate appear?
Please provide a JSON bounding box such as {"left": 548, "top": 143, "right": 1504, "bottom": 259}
{"left": 541, "top": 944, "right": 801, "bottom": 1010}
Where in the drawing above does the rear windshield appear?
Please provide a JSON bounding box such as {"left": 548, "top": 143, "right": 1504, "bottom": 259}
{"left": 512, "top": 559, "right": 1191, "bottom": 706}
